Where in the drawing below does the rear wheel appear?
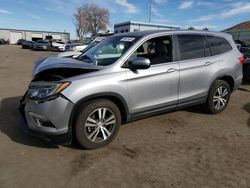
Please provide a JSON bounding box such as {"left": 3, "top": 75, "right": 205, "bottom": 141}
{"left": 203, "top": 80, "right": 231, "bottom": 114}
{"left": 75, "top": 99, "right": 121, "bottom": 149}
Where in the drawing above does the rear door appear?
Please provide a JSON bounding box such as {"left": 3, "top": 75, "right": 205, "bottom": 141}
{"left": 176, "top": 34, "right": 216, "bottom": 106}
{"left": 125, "top": 35, "right": 179, "bottom": 116}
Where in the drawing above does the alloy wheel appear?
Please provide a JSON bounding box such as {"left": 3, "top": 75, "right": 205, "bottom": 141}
{"left": 84, "top": 108, "right": 116, "bottom": 143}
{"left": 213, "top": 86, "right": 228, "bottom": 110}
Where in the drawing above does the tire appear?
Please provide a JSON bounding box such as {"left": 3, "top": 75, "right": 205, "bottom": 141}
{"left": 203, "top": 80, "right": 231, "bottom": 114}
{"left": 75, "top": 99, "right": 121, "bottom": 149}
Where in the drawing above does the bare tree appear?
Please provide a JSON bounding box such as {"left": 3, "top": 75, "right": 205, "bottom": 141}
{"left": 73, "top": 4, "right": 109, "bottom": 38}
{"left": 73, "top": 10, "right": 85, "bottom": 40}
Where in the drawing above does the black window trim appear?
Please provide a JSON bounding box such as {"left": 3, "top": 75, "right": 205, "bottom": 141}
{"left": 202, "top": 35, "right": 212, "bottom": 57}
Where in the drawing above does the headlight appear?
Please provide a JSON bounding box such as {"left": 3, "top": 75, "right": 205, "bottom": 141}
{"left": 27, "top": 81, "right": 70, "bottom": 101}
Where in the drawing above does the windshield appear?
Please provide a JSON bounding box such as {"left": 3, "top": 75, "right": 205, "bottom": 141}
{"left": 76, "top": 36, "right": 139, "bottom": 66}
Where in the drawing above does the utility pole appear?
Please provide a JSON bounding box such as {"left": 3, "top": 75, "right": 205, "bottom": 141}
{"left": 148, "top": 0, "right": 152, "bottom": 23}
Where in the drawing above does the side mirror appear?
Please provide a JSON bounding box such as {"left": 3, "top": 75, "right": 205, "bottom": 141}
{"left": 129, "top": 57, "right": 150, "bottom": 70}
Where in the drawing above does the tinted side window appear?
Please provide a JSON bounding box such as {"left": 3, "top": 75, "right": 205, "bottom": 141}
{"left": 177, "top": 35, "right": 204, "bottom": 60}
{"left": 207, "top": 36, "right": 232, "bottom": 55}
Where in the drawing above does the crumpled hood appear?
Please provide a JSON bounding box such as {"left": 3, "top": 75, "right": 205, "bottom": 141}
{"left": 33, "top": 57, "right": 101, "bottom": 76}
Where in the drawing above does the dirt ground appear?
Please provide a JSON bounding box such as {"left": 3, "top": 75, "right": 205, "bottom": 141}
{"left": 0, "top": 45, "right": 250, "bottom": 188}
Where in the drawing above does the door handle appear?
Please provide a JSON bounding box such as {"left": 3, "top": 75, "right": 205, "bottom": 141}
{"left": 204, "top": 61, "right": 215, "bottom": 66}
{"left": 166, "top": 68, "right": 177, "bottom": 73}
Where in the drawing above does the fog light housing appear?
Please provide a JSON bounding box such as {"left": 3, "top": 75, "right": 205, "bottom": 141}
{"left": 38, "top": 120, "right": 56, "bottom": 128}
{"left": 29, "top": 112, "right": 55, "bottom": 128}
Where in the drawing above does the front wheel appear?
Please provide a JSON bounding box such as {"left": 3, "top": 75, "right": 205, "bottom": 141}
{"left": 75, "top": 99, "right": 121, "bottom": 149}
{"left": 203, "top": 80, "right": 231, "bottom": 114}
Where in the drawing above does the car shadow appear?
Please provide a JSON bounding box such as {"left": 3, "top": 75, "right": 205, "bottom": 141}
{"left": 242, "top": 79, "right": 250, "bottom": 86}
{"left": 243, "top": 102, "right": 250, "bottom": 128}
{"left": 0, "top": 96, "right": 59, "bottom": 148}
{"left": 183, "top": 105, "right": 207, "bottom": 114}
{"left": 238, "top": 87, "right": 250, "bottom": 92}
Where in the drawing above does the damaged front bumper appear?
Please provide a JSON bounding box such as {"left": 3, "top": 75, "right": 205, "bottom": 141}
{"left": 19, "top": 93, "right": 74, "bottom": 144}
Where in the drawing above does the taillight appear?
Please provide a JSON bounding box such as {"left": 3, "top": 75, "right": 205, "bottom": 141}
{"left": 239, "top": 55, "right": 245, "bottom": 64}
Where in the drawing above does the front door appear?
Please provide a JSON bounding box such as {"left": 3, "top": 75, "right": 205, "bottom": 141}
{"left": 125, "top": 35, "right": 179, "bottom": 116}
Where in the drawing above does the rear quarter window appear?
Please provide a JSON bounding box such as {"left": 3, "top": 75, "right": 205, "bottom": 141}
{"left": 207, "top": 35, "right": 232, "bottom": 55}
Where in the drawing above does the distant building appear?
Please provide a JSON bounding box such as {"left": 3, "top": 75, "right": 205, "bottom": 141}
{"left": 114, "top": 21, "right": 180, "bottom": 34}
{"left": 223, "top": 21, "right": 250, "bottom": 42}
{"left": 0, "top": 28, "right": 70, "bottom": 44}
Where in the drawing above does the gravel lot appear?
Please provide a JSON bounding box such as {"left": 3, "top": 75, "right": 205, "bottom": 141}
{"left": 0, "top": 45, "right": 250, "bottom": 188}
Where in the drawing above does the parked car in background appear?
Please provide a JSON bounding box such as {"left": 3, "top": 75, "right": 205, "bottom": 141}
{"left": 57, "top": 42, "right": 76, "bottom": 52}
{"left": 57, "top": 41, "right": 81, "bottom": 52}
{"left": 32, "top": 40, "right": 51, "bottom": 51}
{"left": 72, "top": 42, "right": 90, "bottom": 52}
{"left": 22, "top": 41, "right": 35, "bottom": 49}
{"left": 16, "top": 39, "right": 26, "bottom": 45}
{"left": 58, "top": 37, "right": 106, "bottom": 58}
{"left": 20, "top": 30, "right": 243, "bottom": 149}
{"left": 52, "top": 41, "right": 65, "bottom": 51}
{"left": 235, "top": 43, "right": 241, "bottom": 49}
{"left": 235, "top": 40, "right": 249, "bottom": 47}
{"left": 57, "top": 43, "right": 66, "bottom": 51}
{"left": 239, "top": 47, "right": 250, "bottom": 79}
{"left": 57, "top": 49, "right": 82, "bottom": 59}
{"left": 244, "top": 58, "right": 250, "bottom": 80}
{"left": 0, "top": 39, "right": 9, "bottom": 45}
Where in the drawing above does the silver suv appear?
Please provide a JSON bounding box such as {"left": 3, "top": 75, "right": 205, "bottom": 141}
{"left": 19, "top": 30, "right": 243, "bottom": 149}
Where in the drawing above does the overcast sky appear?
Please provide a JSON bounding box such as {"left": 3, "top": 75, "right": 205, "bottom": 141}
{"left": 0, "top": 0, "right": 250, "bottom": 39}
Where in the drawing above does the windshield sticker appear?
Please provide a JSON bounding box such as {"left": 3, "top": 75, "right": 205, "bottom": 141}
{"left": 120, "top": 37, "right": 135, "bottom": 42}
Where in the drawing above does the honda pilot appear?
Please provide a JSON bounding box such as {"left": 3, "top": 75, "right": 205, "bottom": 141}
{"left": 19, "top": 30, "right": 243, "bottom": 149}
